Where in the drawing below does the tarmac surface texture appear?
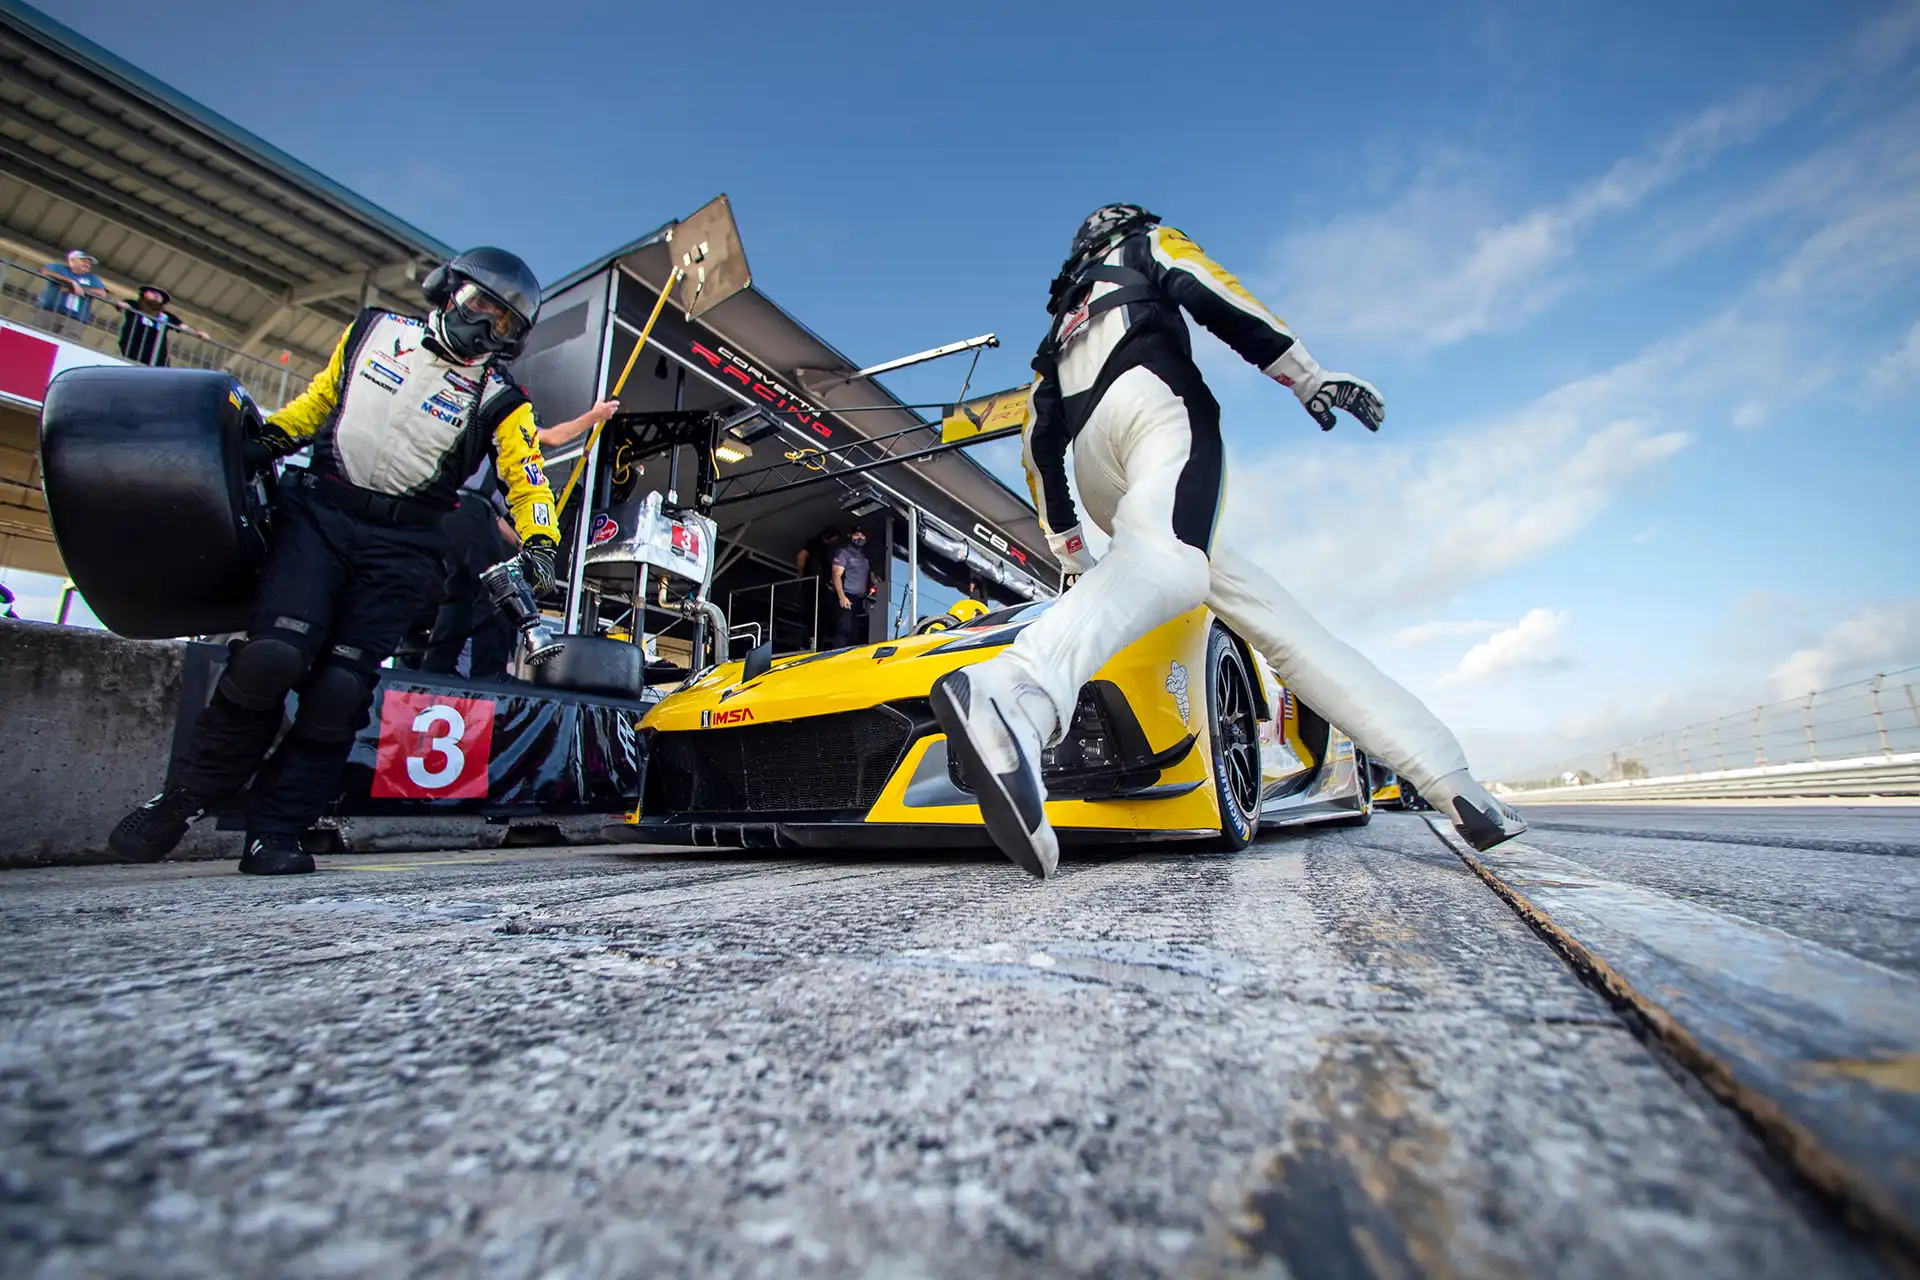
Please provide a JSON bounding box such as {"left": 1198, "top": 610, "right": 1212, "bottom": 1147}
{"left": 1, "top": 807, "right": 1908, "bottom": 1278}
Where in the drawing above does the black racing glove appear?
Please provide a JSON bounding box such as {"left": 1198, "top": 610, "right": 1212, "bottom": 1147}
{"left": 241, "top": 437, "right": 275, "bottom": 469}
{"left": 517, "top": 534, "right": 558, "bottom": 595}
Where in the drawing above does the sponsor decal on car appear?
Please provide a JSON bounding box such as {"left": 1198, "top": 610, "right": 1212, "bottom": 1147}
{"left": 589, "top": 513, "right": 619, "bottom": 546}
{"left": 1166, "top": 660, "right": 1191, "bottom": 723}
{"left": 670, "top": 523, "right": 700, "bottom": 558}
{"left": 700, "top": 707, "right": 754, "bottom": 728}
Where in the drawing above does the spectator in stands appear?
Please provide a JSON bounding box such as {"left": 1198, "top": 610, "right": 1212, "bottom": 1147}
{"left": 830, "top": 526, "right": 876, "bottom": 647}
{"left": 116, "top": 285, "right": 209, "bottom": 367}
{"left": 34, "top": 249, "right": 108, "bottom": 338}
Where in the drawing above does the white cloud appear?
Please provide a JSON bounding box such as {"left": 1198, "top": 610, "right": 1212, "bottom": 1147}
{"left": 1219, "top": 404, "right": 1687, "bottom": 619}
{"left": 1440, "top": 608, "right": 1571, "bottom": 685}
{"left": 1266, "top": 13, "right": 1920, "bottom": 352}
{"left": 1390, "top": 619, "right": 1503, "bottom": 649}
{"left": 1768, "top": 601, "right": 1920, "bottom": 699}
{"left": 1868, "top": 321, "right": 1920, "bottom": 396}
{"left": 1217, "top": 88, "right": 1920, "bottom": 623}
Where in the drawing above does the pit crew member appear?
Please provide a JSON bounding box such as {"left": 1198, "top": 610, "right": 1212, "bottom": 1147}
{"left": 108, "top": 248, "right": 562, "bottom": 875}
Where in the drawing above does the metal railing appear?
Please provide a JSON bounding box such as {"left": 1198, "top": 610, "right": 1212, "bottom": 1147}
{"left": 0, "top": 254, "right": 305, "bottom": 409}
{"left": 727, "top": 575, "right": 823, "bottom": 655}
{"left": 1505, "top": 665, "right": 1920, "bottom": 792}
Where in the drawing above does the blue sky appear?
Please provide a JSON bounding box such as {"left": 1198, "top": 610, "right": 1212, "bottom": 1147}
{"left": 14, "top": 0, "right": 1920, "bottom": 775}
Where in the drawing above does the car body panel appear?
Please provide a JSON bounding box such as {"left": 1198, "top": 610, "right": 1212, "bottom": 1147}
{"left": 630, "top": 603, "right": 1367, "bottom": 846}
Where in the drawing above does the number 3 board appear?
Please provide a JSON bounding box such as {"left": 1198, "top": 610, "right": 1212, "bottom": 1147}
{"left": 371, "top": 690, "right": 496, "bottom": 800}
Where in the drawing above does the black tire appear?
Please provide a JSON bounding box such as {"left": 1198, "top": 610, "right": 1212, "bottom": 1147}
{"left": 39, "top": 366, "right": 269, "bottom": 638}
{"left": 1204, "top": 626, "right": 1262, "bottom": 851}
{"left": 523, "top": 634, "right": 644, "bottom": 699}
{"left": 1329, "top": 748, "right": 1375, "bottom": 827}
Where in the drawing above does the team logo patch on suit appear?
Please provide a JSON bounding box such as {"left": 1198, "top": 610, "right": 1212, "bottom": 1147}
{"left": 364, "top": 358, "right": 405, "bottom": 389}
{"left": 532, "top": 502, "right": 551, "bottom": 527}
{"left": 1057, "top": 301, "right": 1092, "bottom": 347}
{"left": 421, "top": 391, "right": 467, "bottom": 425}
{"left": 523, "top": 461, "right": 546, "bottom": 487}
{"left": 443, "top": 370, "right": 479, "bottom": 396}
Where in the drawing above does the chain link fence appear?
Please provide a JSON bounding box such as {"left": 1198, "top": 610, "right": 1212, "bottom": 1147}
{"left": 1506, "top": 665, "right": 1920, "bottom": 790}
{"left": 0, "top": 255, "right": 305, "bottom": 409}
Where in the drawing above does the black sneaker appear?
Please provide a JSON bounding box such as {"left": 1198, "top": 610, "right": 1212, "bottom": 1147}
{"left": 1450, "top": 793, "right": 1530, "bottom": 852}
{"left": 108, "top": 787, "right": 210, "bottom": 862}
{"left": 930, "top": 668, "right": 1059, "bottom": 878}
{"left": 238, "top": 833, "right": 316, "bottom": 876}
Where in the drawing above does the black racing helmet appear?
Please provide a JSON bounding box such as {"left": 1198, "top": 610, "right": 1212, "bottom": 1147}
{"left": 1047, "top": 203, "right": 1160, "bottom": 315}
{"left": 1069, "top": 203, "right": 1159, "bottom": 261}
{"left": 421, "top": 247, "right": 542, "bottom": 361}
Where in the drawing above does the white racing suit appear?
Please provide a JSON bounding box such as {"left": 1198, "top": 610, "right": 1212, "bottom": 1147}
{"left": 993, "top": 226, "right": 1477, "bottom": 809}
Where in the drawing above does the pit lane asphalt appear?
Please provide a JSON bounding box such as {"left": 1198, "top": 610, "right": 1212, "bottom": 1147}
{"left": 0, "top": 812, "right": 1897, "bottom": 1279}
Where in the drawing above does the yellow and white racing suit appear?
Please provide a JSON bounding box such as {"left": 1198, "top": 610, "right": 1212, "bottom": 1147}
{"left": 262, "top": 308, "right": 559, "bottom": 543}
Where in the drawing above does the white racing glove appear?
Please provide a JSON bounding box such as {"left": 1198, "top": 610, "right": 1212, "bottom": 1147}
{"left": 1047, "top": 525, "right": 1099, "bottom": 576}
{"left": 1266, "top": 342, "right": 1385, "bottom": 432}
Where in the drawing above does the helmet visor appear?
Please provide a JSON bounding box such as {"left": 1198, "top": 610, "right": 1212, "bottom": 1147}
{"left": 452, "top": 281, "right": 530, "bottom": 344}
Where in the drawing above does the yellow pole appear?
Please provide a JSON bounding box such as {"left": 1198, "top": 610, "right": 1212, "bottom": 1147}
{"left": 555, "top": 267, "right": 681, "bottom": 517}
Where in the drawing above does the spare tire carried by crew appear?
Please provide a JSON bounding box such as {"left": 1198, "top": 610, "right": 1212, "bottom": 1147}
{"left": 519, "top": 634, "right": 645, "bottom": 700}
{"left": 39, "top": 367, "right": 272, "bottom": 639}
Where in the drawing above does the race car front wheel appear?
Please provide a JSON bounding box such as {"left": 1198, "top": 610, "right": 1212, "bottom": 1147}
{"left": 1205, "top": 626, "right": 1262, "bottom": 852}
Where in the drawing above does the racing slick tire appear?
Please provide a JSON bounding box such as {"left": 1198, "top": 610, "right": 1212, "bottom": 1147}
{"left": 1203, "top": 624, "right": 1263, "bottom": 852}
{"left": 39, "top": 367, "right": 271, "bottom": 638}
{"left": 522, "top": 634, "right": 645, "bottom": 699}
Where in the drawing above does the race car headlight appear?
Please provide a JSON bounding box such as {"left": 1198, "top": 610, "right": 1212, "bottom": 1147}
{"left": 1040, "top": 688, "right": 1115, "bottom": 778}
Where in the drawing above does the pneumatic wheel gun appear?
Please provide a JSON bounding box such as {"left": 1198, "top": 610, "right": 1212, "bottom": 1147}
{"left": 479, "top": 558, "right": 566, "bottom": 666}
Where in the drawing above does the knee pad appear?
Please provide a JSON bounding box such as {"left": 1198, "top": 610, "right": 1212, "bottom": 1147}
{"left": 290, "top": 658, "right": 373, "bottom": 745}
{"left": 217, "top": 636, "right": 312, "bottom": 710}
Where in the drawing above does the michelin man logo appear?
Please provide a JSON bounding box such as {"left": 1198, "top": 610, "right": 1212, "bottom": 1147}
{"left": 1166, "top": 660, "right": 1190, "bottom": 723}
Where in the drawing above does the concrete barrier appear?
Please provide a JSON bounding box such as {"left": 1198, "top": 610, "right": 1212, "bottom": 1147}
{"left": 0, "top": 617, "right": 222, "bottom": 864}
{"left": 1504, "top": 752, "right": 1920, "bottom": 805}
{"left": 0, "top": 618, "right": 607, "bottom": 866}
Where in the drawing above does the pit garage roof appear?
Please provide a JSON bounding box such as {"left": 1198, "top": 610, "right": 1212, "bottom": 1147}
{"left": 0, "top": 0, "right": 453, "bottom": 375}
{"left": 554, "top": 230, "right": 1058, "bottom": 586}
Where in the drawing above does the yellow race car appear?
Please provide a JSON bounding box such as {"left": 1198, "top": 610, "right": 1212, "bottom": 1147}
{"left": 626, "top": 599, "right": 1373, "bottom": 850}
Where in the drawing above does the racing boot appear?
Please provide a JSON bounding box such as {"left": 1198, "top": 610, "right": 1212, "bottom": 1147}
{"left": 1426, "top": 770, "right": 1529, "bottom": 851}
{"left": 931, "top": 662, "right": 1061, "bottom": 879}
{"left": 237, "top": 832, "right": 316, "bottom": 876}
{"left": 107, "top": 786, "right": 211, "bottom": 862}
